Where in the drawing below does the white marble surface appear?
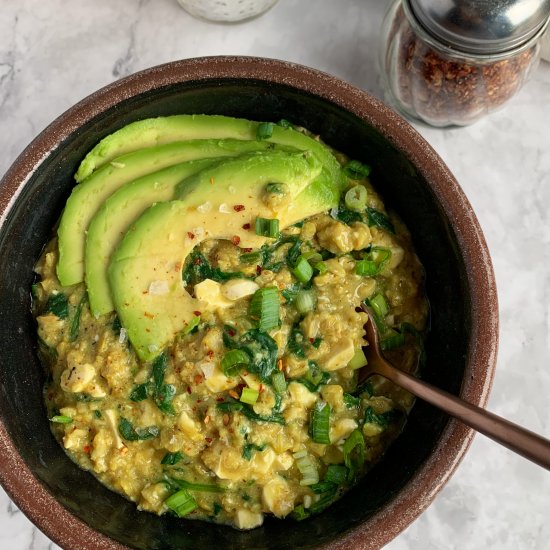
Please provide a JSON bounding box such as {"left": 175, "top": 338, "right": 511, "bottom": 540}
{"left": 1, "top": 0, "right": 549, "bottom": 548}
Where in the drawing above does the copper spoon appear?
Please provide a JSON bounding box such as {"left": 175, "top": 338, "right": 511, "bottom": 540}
{"left": 360, "top": 304, "right": 550, "bottom": 470}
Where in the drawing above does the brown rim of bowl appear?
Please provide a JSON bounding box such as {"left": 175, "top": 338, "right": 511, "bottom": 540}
{"left": 0, "top": 56, "right": 498, "bottom": 550}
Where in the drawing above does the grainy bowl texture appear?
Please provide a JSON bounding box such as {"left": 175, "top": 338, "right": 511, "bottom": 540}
{"left": 0, "top": 56, "right": 498, "bottom": 550}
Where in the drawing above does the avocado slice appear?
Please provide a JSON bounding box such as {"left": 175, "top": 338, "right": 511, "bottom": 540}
{"left": 85, "top": 158, "right": 222, "bottom": 317}
{"left": 75, "top": 115, "right": 345, "bottom": 194}
{"left": 108, "top": 150, "right": 331, "bottom": 361}
{"left": 57, "top": 138, "right": 283, "bottom": 286}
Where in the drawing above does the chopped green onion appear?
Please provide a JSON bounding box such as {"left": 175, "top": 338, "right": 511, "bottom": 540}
{"left": 310, "top": 401, "right": 331, "bottom": 444}
{"left": 348, "top": 348, "right": 368, "bottom": 370}
{"left": 182, "top": 315, "right": 200, "bottom": 335}
{"left": 297, "top": 361, "right": 330, "bottom": 392}
{"left": 165, "top": 489, "right": 198, "bottom": 517}
{"left": 271, "top": 371, "right": 287, "bottom": 395}
{"left": 343, "top": 429, "right": 366, "bottom": 480}
{"left": 256, "top": 122, "right": 274, "bottom": 140}
{"left": 221, "top": 349, "right": 250, "bottom": 376}
{"left": 302, "top": 250, "right": 323, "bottom": 265}
{"left": 324, "top": 464, "right": 348, "bottom": 485}
{"left": 292, "top": 256, "right": 314, "bottom": 283}
{"left": 255, "top": 217, "right": 280, "bottom": 238}
{"left": 166, "top": 477, "right": 225, "bottom": 493}
{"left": 313, "top": 261, "right": 327, "bottom": 274}
{"left": 295, "top": 289, "right": 316, "bottom": 315}
{"left": 161, "top": 451, "right": 183, "bottom": 466}
{"left": 344, "top": 185, "right": 367, "bottom": 212}
{"left": 249, "top": 287, "right": 280, "bottom": 332}
{"left": 240, "top": 387, "right": 259, "bottom": 405}
{"left": 356, "top": 247, "right": 392, "bottom": 277}
{"left": 344, "top": 160, "right": 371, "bottom": 179}
{"left": 50, "top": 415, "right": 72, "bottom": 424}
{"left": 291, "top": 504, "right": 309, "bottom": 521}
{"left": 380, "top": 329, "right": 406, "bottom": 351}
{"left": 369, "top": 293, "right": 389, "bottom": 318}
{"left": 295, "top": 453, "right": 319, "bottom": 486}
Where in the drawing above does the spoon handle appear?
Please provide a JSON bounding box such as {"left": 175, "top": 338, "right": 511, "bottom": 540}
{"left": 375, "top": 361, "right": 550, "bottom": 470}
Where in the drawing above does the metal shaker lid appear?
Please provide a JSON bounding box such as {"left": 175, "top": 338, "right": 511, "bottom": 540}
{"left": 408, "top": 0, "right": 550, "bottom": 54}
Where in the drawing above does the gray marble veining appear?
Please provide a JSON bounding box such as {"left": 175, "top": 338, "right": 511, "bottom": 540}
{"left": 1, "top": 0, "right": 549, "bottom": 549}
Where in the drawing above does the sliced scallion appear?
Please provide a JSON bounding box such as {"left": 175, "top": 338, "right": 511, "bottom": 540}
{"left": 344, "top": 185, "right": 367, "bottom": 212}
{"left": 343, "top": 429, "right": 366, "bottom": 480}
{"left": 249, "top": 287, "right": 280, "bottom": 332}
{"left": 302, "top": 250, "right": 323, "bottom": 265}
{"left": 165, "top": 489, "right": 198, "bottom": 517}
{"left": 356, "top": 247, "right": 392, "bottom": 277}
{"left": 240, "top": 251, "right": 261, "bottom": 264}
{"left": 313, "top": 261, "right": 327, "bottom": 274}
{"left": 310, "top": 401, "right": 331, "bottom": 444}
{"left": 292, "top": 256, "right": 313, "bottom": 283}
{"left": 271, "top": 371, "right": 287, "bottom": 395}
{"left": 369, "top": 293, "right": 389, "bottom": 318}
{"left": 348, "top": 348, "right": 368, "bottom": 370}
{"left": 380, "top": 329, "right": 406, "bottom": 351}
{"left": 50, "top": 415, "right": 73, "bottom": 424}
{"left": 240, "top": 387, "right": 260, "bottom": 405}
{"left": 324, "top": 464, "right": 348, "bottom": 485}
{"left": 181, "top": 314, "right": 200, "bottom": 335}
{"left": 255, "top": 217, "right": 280, "bottom": 238}
{"left": 295, "top": 289, "right": 316, "bottom": 315}
{"left": 221, "top": 349, "right": 250, "bottom": 376}
{"left": 256, "top": 122, "right": 274, "bottom": 140}
{"left": 295, "top": 453, "right": 319, "bottom": 486}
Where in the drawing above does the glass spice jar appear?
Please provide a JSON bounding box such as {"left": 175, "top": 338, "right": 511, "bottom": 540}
{"left": 380, "top": 0, "right": 550, "bottom": 127}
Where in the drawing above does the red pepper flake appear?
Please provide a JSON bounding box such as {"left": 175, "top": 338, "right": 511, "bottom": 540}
{"left": 194, "top": 258, "right": 202, "bottom": 265}
{"left": 187, "top": 232, "right": 195, "bottom": 239}
{"left": 207, "top": 349, "right": 214, "bottom": 359}
{"left": 174, "top": 262, "right": 182, "bottom": 271}
{"left": 205, "top": 437, "right": 213, "bottom": 443}
{"left": 233, "top": 204, "right": 245, "bottom": 212}
{"left": 256, "top": 265, "right": 263, "bottom": 275}
{"left": 227, "top": 328, "right": 236, "bottom": 337}
{"left": 231, "top": 235, "right": 241, "bottom": 246}
{"left": 196, "top": 399, "right": 202, "bottom": 404}
{"left": 309, "top": 338, "right": 315, "bottom": 343}
{"left": 242, "top": 223, "right": 251, "bottom": 230}
{"left": 83, "top": 445, "right": 90, "bottom": 454}
{"left": 259, "top": 384, "right": 264, "bottom": 394}
{"left": 193, "top": 310, "right": 201, "bottom": 317}
{"left": 242, "top": 247, "right": 253, "bottom": 253}
{"left": 186, "top": 386, "right": 192, "bottom": 394}
{"left": 194, "top": 374, "right": 204, "bottom": 385}
{"left": 229, "top": 390, "right": 239, "bottom": 400}
{"left": 216, "top": 397, "right": 225, "bottom": 402}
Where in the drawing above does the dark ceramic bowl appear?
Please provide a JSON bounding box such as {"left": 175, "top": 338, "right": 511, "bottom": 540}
{"left": 0, "top": 57, "right": 498, "bottom": 550}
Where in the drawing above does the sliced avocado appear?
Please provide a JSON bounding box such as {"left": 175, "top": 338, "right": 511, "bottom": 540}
{"left": 85, "top": 158, "right": 221, "bottom": 317}
{"left": 57, "top": 138, "right": 282, "bottom": 286}
{"left": 75, "top": 115, "right": 345, "bottom": 194}
{"left": 108, "top": 150, "right": 331, "bottom": 361}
